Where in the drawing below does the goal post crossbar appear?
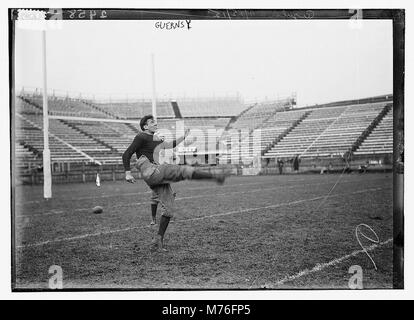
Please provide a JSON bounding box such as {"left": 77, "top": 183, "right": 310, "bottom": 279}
{"left": 48, "top": 115, "right": 141, "bottom": 124}
{"left": 38, "top": 114, "right": 144, "bottom": 199}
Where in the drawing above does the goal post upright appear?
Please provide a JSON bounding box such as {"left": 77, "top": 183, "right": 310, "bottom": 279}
{"left": 151, "top": 53, "right": 157, "bottom": 121}
{"left": 39, "top": 50, "right": 159, "bottom": 198}
{"left": 42, "top": 30, "right": 52, "bottom": 199}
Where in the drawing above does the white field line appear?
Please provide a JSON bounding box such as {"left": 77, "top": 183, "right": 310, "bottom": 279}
{"left": 16, "top": 179, "right": 389, "bottom": 217}
{"left": 16, "top": 187, "right": 386, "bottom": 249}
{"left": 270, "top": 238, "right": 393, "bottom": 287}
{"left": 15, "top": 175, "right": 389, "bottom": 205}
{"left": 18, "top": 184, "right": 310, "bottom": 217}
{"left": 17, "top": 182, "right": 332, "bottom": 217}
{"left": 181, "top": 187, "right": 385, "bottom": 222}
{"left": 16, "top": 180, "right": 278, "bottom": 205}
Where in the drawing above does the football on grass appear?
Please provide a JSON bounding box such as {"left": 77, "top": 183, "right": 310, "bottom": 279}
{"left": 92, "top": 206, "right": 103, "bottom": 214}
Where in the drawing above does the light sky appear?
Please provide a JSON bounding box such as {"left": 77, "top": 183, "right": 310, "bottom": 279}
{"left": 15, "top": 19, "right": 392, "bottom": 106}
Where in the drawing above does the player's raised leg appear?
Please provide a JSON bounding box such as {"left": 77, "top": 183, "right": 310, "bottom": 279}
{"left": 138, "top": 155, "right": 228, "bottom": 186}
{"left": 192, "top": 169, "right": 226, "bottom": 184}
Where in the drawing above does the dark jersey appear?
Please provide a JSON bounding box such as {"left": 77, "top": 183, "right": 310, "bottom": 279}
{"left": 122, "top": 132, "right": 177, "bottom": 170}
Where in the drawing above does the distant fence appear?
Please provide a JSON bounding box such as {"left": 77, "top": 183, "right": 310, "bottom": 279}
{"left": 15, "top": 153, "right": 394, "bottom": 186}
{"left": 15, "top": 163, "right": 237, "bottom": 185}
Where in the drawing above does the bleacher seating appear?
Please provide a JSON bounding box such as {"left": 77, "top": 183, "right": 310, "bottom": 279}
{"left": 65, "top": 121, "right": 131, "bottom": 152}
{"left": 22, "top": 94, "right": 109, "bottom": 118}
{"left": 354, "top": 108, "right": 393, "bottom": 155}
{"left": 218, "top": 98, "right": 296, "bottom": 164}
{"left": 181, "top": 118, "right": 231, "bottom": 130}
{"left": 64, "top": 121, "right": 141, "bottom": 164}
{"left": 183, "top": 118, "right": 229, "bottom": 144}
{"left": 16, "top": 115, "right": 91, "bottom": 163}
{"left": 15, "top": 142, "right": 42, "bottom": 173}
{"left": 94, "top": 101, "right": 175, "bottom": 119}
{"left": 26, "top": 115, "right": 111, "bottom": 155}
{"left": 151, "top": 118, "right": 223, "bottom": 157}
{"left": 230, "top": 102, "right": 286, "bottom": 132}
{"left": 16, "top": 97, "right": 42, "bottom": 115}
{"left": 177, "top": 97, "right": 245, "bottom": 117}
{"left": 264, "top": 102, "right": 388, "bottom": 159}
{"left": 14, "top": 90, "right": 394, "bottom": 177}
{"left": 106, "top": 122, "right": 139, "bottom": 137}
{"left": 220, "top": 109, "right": 307, "bottom": 164}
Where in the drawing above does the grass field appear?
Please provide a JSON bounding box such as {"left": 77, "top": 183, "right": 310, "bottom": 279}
{"left": 13, "top": 173, "right": 394, "bottom": 290}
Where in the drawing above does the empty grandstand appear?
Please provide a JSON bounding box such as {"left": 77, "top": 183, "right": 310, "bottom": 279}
{"left": 92, "top": 100, "right": 175, "bottom": 119}
{"left": 220, "top": 97, "right": 298, "bottom": 164}
{"left": 354, "top": 108, "right": 393, "bottom": 155}
{"left": 16, "top": 114, "right": 92, "bottom": 163}
{"left": 176, "top": 96, "right": 245, "bottom": 117}
{"left": 61, "top": 120, "right": 137, "bottom": 164}
{"left": 13, "top": 90, "right": 394, "bottom": 184}
{"left": 264, "top": 102, "right": 390, "bottom": 159}
{"left": 20, "top": 94, "right": 109, "bottom": 118}
{"left": 15, "top": 141, "right": 41, "bottom": 174}
{"left": 229, "top": 97, "right": 294, "bottom": 132}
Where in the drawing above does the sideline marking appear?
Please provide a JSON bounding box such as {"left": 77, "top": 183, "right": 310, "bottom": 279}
{"left": 270, "top": 238, "right": 393, "bottom": 287}
{"left": 16, "top": 180, "right": 270, "bottom": 205}
{"left": 18, "top": 184, "right": 308, "bottom": 217}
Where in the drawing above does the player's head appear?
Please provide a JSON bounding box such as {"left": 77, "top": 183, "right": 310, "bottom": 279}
{"left": 140, "top": 115, "right": 157, "bottom": 133}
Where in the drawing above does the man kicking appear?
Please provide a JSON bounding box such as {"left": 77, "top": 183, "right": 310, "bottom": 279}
{"left": 122, "top": 115, "right": 227, "bottom": 252}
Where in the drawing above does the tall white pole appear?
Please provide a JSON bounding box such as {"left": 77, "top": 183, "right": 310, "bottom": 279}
{"left": 151, "top": 53, "right": 157, "bottom": 120}
{"left": 42, "top": 30, "right": 52, "bottom": 199}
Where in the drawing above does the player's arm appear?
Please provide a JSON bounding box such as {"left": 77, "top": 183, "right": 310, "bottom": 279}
{"left": 122, "top": 135, "right": 143, "bottom": 183}
{"left": 162, "top": 128, "right": 192, "bottom": 149}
